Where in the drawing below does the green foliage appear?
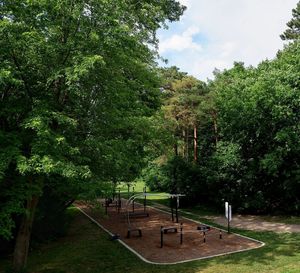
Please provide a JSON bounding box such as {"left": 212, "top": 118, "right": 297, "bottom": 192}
{"left": 145, "top": 41, "right": 300, "bottom": 214}
{"left": 142, "top": 163, "right": 169, "bottom": 192}
{"left": 31, "top": 186, "right": 73, "bottom": 243}
{"left": 281, "top": 1, "right": 300, "bottom": 41}
{"left": 0, "top": 0, "right": 185, "bottom": 259}
{"left": 213, "top": 42, "right": 300, "bottom": 213}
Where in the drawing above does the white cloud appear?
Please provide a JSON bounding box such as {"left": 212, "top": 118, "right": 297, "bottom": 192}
{"left": 179, "top": 0, "right": 191, "bottom": 8}
{"left": 159, "top": 0, "right": 298, "bottom": 81}
{"left": 159, "top": 26, "right": 202, "bottom": 53}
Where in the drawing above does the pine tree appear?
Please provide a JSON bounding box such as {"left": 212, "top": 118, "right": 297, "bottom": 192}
{"left": 280, "top": 1, "right": 300, "bottom": 41}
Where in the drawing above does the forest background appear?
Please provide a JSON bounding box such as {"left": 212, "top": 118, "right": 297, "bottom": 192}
{"left": 0, "top": 0, "right": 299, "bottom": 271}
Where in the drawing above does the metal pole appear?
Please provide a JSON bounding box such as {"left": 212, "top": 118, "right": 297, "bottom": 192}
{"left": 171, "top": 197, "right": 174, "bottom": 222}
{"left": 227, "top": 204, "right": 230, "bottom": 234}
{"left": 118, "top": 190, "right": 121, "bottom": 213}
{"left": 144, "top": 187, "right": 146, "bottom": 213}
{"left": 175, "top": 197, "right": 178, "bottom": 223}
{"left": 180, "top": 223, "right": 183, "bottom": 244}
{"left": 132, "top": 199, "right": 135, "bottom": 213}
{"left": 160, "top": 226, "right": 163, "bottom": 248}
{"left": 132, "top": 187, "right": 135, "bottom": 212}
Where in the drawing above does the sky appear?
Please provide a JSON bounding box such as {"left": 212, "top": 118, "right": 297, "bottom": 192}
{"left": 157, "top": 0, "right": 298, "bottom": 81}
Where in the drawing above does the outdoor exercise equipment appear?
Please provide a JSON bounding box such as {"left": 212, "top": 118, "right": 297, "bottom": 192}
{"left": 125, "top": 192, "right": 185, "bottom": 239}
{"left": 126, "top": 228, "right": 142, "bottom": 238}
{"left": 132, "top": 187, "right": 135, "bottom": 212}
{"left": 197, "top": 225, "right": 223, "bottom": 243}
{"left": 128, "top": 211, "right": 149, "bottom": 218}
{"left": 143, "top": 187, "right": 147, "bottom": 213}
{"left": 160, "top": 223, "right": 183, "bottom": 248}
{"left": 163, "top": 227, "right": 177, "bottom": 233}
{"left": 128, "top": 187, "right": 149, "bottom": 217}
{"left": 225, "top": 201, "right": 232, "bottom": 233}
{"left": 104, "top": 190, "right": 122, "bottom": 215}
{"left": 197, "top": 225, "right": 211, "bottom": 243}
{"left": 170, "top": 195, "right": 181, "bottom": 223}
{"left": 110, "top": 234, "right": 120, "bottom": 241}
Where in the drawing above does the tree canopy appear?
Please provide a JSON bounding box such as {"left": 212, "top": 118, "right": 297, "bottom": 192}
{"left": 0, "top": 0, "right": 185, "bottom": 270}
{"left": 281, "top": 0, "right": 300, "bottom": 41}
{"left": 1, "top": 1, "right": 300, "bottom": 271}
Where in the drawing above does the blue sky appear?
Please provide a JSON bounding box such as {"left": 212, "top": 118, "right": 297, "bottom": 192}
{"left": 157, "top": 0, "right": 298, "bottom": 81}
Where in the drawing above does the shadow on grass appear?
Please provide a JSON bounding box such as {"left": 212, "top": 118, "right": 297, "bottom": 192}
{"left": 1, "top": 208, "right": 300, "bottom": 273}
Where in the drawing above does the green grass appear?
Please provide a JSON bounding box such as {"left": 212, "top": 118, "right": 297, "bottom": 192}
{"left": 1, "top": 207, "right": 300, "bottom": 273}
{"left": 117, "top": 181, "right": 169, "bottom": 202}
{"left": 117, "top": 181, "right": 148, "bottom": 194}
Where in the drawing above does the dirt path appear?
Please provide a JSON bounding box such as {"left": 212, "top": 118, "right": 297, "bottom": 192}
{"left": 203, "top": 215, "right": 300, "bottom": 233}
{"left": 152, "top": 203, "right": 300, "bottom": 233}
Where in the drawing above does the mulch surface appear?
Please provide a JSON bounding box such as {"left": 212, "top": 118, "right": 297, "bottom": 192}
{"left": 76, "top": 200, "right": 262, "bottom": 264}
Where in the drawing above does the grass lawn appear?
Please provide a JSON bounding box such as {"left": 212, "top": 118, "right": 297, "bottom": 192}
{"left": 1, "top": 207, "right": 300, "bottom": 273}
{"left": 117, "top": 181, "right": 149, "bottom": 194}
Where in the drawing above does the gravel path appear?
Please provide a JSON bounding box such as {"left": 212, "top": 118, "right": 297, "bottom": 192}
{"left": 202, "top": 215, "right": 300, "bottom": 233}
{"left": 152, "top": 203, "right": 300, "bottom": 233}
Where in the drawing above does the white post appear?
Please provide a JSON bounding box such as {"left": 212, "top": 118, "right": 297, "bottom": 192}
{"left": 225, "top": 202, "right": 232, "bottom": 233}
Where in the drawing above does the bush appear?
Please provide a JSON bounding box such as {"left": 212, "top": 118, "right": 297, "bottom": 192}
{"left": 142, "top": 163, "right": 169, "bottom": 192}
{"left": 31, "top": 186, "right": 73, "bottom": 244}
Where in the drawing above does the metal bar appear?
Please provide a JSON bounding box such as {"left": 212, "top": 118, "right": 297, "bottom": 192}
{"left": 160, "top": 226, "right": 163, "bottom": 248}
{"left": 180, "top": 223, "right": 183, "bottom": 244}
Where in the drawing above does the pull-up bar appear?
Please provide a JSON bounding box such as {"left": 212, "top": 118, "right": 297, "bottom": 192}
{"left": 125, "top": 192, "right": 185, "bottom": 230}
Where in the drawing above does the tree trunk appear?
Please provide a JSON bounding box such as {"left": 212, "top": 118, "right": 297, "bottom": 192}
{"left": 174, "top": 142, "right": 178, "bottom": 156}
{"left": 13, "top": 195, "right": 39, "bottom": 272}
{"left": 193, "top": 125, "right": 197, "bottom": 162}
{"left": 174, "top": 117, "right": 179, "bottom": 157}
{"left": 182, "top": 129, "right": 186, "bottom": 158}
{"left": 212, "top": 111, "right": 218, "bottom": 146}
{"left": 182, "top": 128, "right": 189, "bottom": 160}
{"left": 186, "top": 128, "right": 189, "bottom": 161}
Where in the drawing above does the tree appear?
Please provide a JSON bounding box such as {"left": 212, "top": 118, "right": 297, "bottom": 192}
{"left": 281, "top": 1, "right": 300, "bottom": 41}
{"left": 161, "top": 72, "right": 207, "bottom": 162}
{"left": 143, "top": 67, "right": 215, "bottom": 197}
{"left": 214, "top": 44, "right": 300, "bottom": 213}
{"left": 0, "top": 1, "right": 185, "bottom": 271}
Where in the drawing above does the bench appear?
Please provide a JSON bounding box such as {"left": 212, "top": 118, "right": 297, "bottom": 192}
{"left": 128, "top": 211, "right": 149, "bottom": 218}
{"left": 197, "top": 225, "right": 214, "bottom": 243}
{"left": 197, "top": 225, "right": 211, "bottom": 232}
{"left": 162, "top": 226, "right": 178, "bottom": 234}
{"left": 126, "top": 228, "right": 142, "bottom": 238}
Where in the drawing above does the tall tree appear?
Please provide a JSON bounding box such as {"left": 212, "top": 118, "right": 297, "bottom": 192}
{"left": 214, "top": 44, "right": 300, "bottom": 212}
{"left": 0, "top": 0, "right": 185, "bottom": 271}
{"left": 281, "top": 1, "right": 300, "bottom": 41}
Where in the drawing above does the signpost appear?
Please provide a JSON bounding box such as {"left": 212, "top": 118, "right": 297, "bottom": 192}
{"left": 225, "top": 202, "right": 232, "bottom": 233}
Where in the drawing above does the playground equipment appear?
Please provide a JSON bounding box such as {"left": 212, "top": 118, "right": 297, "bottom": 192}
{"left": 103, "top": 190, "right": 122, "bottom": 215}
{"left": 160, "top": 223, "right": 222, "bottom": 247}
{"left": 225, "top": 201, "right": 232, "bottom": 233}
{"left": 126, "top": 228, "right": 142, "bottom": 238}
{"left": 128, "top": 187, "right": 149, "bottom": 218}
{"left": 125, "top": 192, "right": 185, "bottom": 239}
{"left": 197, "top": 225, "right": 211, "bottom": 243}
{"left": 160, "top": 223, "right": 183, "bottom": 248}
